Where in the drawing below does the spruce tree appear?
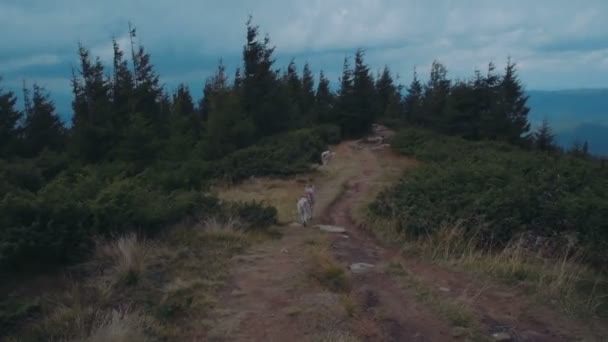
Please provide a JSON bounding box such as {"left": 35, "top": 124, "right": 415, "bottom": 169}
{"left": 403, "top": 68, "right": 423, "bottom": 124}
{"left": 161, "top": 84, "right": 198, "bottom": 158}
{"left": 300, "top": 62, "right": 315, "bottom": 119}
{"left": 534, "top": 118, "right": 555, "bottom": 151}
{"left": 204, "top": 62, "right": 255, "bottom": 158}
{"left": 336, "top": 56, "right": 355, "bottom": 132}
{"left": 70, "top": 44, "right": 113, "bottom": 161}
{"left": 477, "top": 63, "right": 504, "bottom": 139}
{"left": 22, "top": 84, "right": 66, "bottom": 157}
{"left": 421, "top": 60, "right": 450, "bottom": 129}
{"left": 315, "top": 70, "right": 334, "bottom": 124}
{"left": 0, "top": 79, "right": 22, "bottom": 158}
{"left": 499, "top": 57, "right": 531, "bottom": 143}
{"left": 132, "top": 44, "right": 163, "bottom": 124}
{"left": 349, "top": 49, "right": 376, "bottom": 135}
{"left": 111, "top": 38, "right": 134, "bottom": 127}
{"left": 375, "top": 65, "right": 401, "bottom": 118}
{"left": 444, "top": 79, "right": 477, "bottom": 137}
{"left": 242, "top": 17, "right": 285, "bottom": 136}
{"left": 283, "top": 59, "right": 302, "bottom": 125}
{"left": 234, "top": 67, "right": 243, "bottom": 90}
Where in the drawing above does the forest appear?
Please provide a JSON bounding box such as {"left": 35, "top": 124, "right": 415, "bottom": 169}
{"left": 0, "top": 17, "right": 604, "bottom": 275}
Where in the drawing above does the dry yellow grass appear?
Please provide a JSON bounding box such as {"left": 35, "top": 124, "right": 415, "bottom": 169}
{"left": 373, "top": 220, "right": 607, "bottom": 318}
{"left": 85, "top": 309, "right": 147, "bottom": 342}
{"left": 214, "top": 143, "right": 358, "bottom": 224}
{"left": 96, "top": 233, "right": 151, "bottom": 287}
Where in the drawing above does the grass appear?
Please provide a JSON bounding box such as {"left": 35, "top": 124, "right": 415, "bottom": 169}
{"left": 386, "top": 260, "right": 489, "bottom": 341}
{"left": 308, "top": 244, "right": 350, "bottom": 293}
{"left": 85, "top": 309, "right": 147, "bottom": 342}
{"left": 414, "top": 225, "right": 608, "bottom": 318}
{"left": 96, "top": 233, "right": 151, "bottom": 287}
{"left": 339, "top": 293, "right": 360, "bottom": 317}
{"left": 3, "top": 217, "right": 256, "bottom": 341}
{"left": 214, "top": 143, "right": 359, "bottom": 225}
{"left": 371, "top": 218, "right": 608, "bottom": 319}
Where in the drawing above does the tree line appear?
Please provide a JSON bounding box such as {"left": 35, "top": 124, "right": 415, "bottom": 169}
{"left": 1, "top": 18, "right": 555, "bottom": 165}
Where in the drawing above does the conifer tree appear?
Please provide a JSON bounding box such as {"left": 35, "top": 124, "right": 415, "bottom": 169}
{"left": 300, "top": 63, "right": 315, "bottom": 118}
{"left": 242, "top": 17, "right": 285, "bottom": 136}
{"left": 315, "top": 70, "right": 334, "bottom": 123}
{"left": 349, "top": 49, "right": 376, "bottom": 135}
{"left": 70, "top": 44, "right": 113, "bottom": 161}
{"left": 132, "top": 44, "right": 163, "bottom": 123}
{"left": 443, "top": 79, "right": 477, "bottom": 137}
{"left": 375, "top": 65, "right": 401, "bottom": 118}
{"left": 421, "top": 60, "right": 450, "bottom": 129}
{"left": 111, "top": 38, "right": 134, "bottom": 127}
{"left": 336, "top": 56, "right": 355, "bottom": 131}
{"left": 0, "top": 79, "right": 22, "bottom": 158}
{"left": 283, "top": 59, "right": 302, "bottom": 125}
{"left": 534, "top": 118, "right": 555, "bottom": 151}
{"left": 498, "top": 57, "right": 531, "bottom": 143}
{"left": 477, "top": 62, "right": 504, "bottom": 139}
{"left": 234, "top": 67, "right": 243, "bottom": 90}
{"left": 403, "top": 68, "right": 423, "bottom": 123}
{"left": 204, "top": 62, "right": 255, "bottom": 158}
{"left": 22, "top": 84, "right": 66, "bottom": 157}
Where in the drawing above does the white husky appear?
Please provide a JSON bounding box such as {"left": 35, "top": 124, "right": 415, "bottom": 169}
{"left": 321, "top": 150, "right": 335, "bottom": 166}
{"left": 297, "top": 196, "right": 312, "bottom": 226}
{"left": 304, "top": 184, "right": 315, "bottom": 209}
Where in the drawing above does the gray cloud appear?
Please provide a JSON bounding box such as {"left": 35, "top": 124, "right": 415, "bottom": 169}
{"left": 1, "top": 0, "right": 607, "bottom": 115}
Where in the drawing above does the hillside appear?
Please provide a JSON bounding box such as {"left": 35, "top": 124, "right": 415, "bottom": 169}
{"left": 2, "top": 18, "right": 608, "bottom": 342}
{"left": 527, "top": 89, "right": 608, "bottom": 155}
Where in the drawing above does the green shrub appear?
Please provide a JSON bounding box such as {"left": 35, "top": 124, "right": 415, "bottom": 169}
{"left": 215, "top": 128, "right": 326, "bottom": 182}
{"left": 315, "top": 124, "right": 342, "bottom": 145}
{"left": 0, "top": 294, "right": 41, "bottom": 335}
{"left": 225, "top": 201, "right": 277, "bottom": 231}
{"left": 0, "top": 159, "right": 44, "bottom": 192}
{"left": 370, "top": 128, "right": 608, "bottom": 266}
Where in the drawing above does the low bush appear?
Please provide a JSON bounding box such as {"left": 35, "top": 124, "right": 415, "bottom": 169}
{"left": 215, "top": 127, "right": 327, "bottom": 182}
{"left": 225, "top": 201, "right": 278, "bottom": 231}
{"left": 370, "top": 128, "right": 608, "bottom": 267}
{"left": 315, "top": 124, "right": 342, "bottom": 145}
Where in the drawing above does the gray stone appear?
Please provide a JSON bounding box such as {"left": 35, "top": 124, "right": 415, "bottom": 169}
{"left": 492, "top": 332, "right": 512, "bottom": 341}
{"left": 318, "top": 225, "right": 346, "bottom": 233}
{"left": 349, "top": 263, "right": 375, "bottom": 274}
{"left": 439, "top": 287, "right": 451, "bottom": 293}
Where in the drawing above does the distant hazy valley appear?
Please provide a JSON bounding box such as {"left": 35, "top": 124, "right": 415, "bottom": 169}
{"left": 527, "top": 89, "right": 608, "bottom": 156}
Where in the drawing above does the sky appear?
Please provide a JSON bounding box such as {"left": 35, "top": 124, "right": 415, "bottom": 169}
{"left": 1, "top": 0, "right": 607, "bottom": 118}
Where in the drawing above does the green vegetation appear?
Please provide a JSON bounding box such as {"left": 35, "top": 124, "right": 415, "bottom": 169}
{"left": 387, "top": 261, "right": 490, "bottom": 341}
{"left": 371, "top": 128, "right": 608, "bottom": 266}
{"left": 369, "top": 129, "right": 608, "bottom": 317}
{"left": 308, "top": 243, "right": 351, "bottom": 293}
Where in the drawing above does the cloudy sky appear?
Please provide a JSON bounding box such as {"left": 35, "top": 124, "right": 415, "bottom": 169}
{"left": 1, "top": 0, "right": 607, "bottom": 117}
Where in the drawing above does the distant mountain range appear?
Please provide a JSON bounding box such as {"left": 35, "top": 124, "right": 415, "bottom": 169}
{"left": 527, "top": 89, "right": 608, "bottom": 156}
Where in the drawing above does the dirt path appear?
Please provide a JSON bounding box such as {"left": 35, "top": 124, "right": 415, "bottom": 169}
{"left": 201, "top": 138, "right": 607, "bottom": 342}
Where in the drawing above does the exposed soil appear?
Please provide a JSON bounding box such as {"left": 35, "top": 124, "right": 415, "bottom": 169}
{"left": 201, "top": 132, "right": 607, "bottom": 342}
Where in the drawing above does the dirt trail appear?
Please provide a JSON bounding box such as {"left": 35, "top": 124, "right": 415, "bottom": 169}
{"left": 201, "top": 137, "right": 606, "bottom": 342}
{"left": 322, "top": 147, "right": 455, "bottom": 341}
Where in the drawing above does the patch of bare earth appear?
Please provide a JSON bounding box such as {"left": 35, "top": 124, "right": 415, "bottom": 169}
{"left": 201, "top": 131, "right": 607, "bottom": 341}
